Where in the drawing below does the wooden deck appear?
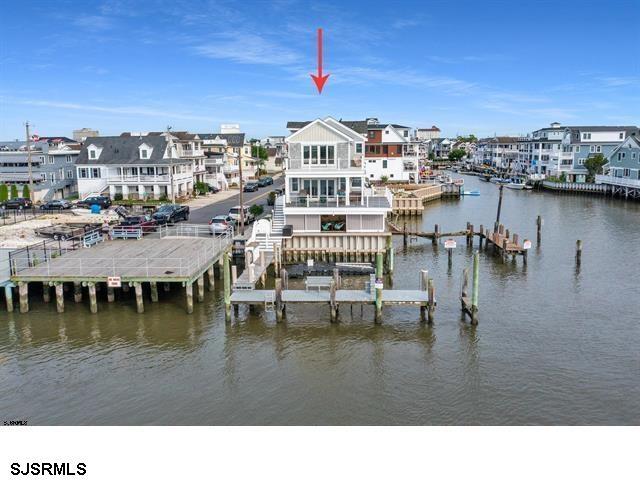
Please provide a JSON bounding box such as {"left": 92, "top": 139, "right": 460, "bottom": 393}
{"left": 230, "top": 288, "right": 429, "bottom": 306}
{"left": 12, "top": 237, "right": 229, "bottom": 283}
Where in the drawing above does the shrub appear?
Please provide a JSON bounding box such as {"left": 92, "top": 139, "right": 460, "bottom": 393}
{"left": 114, "top": 193, "right": 123, "bottom": 201}
{"left": 22, "top": 184, "right": 30, "bottom": 199}
{"left": 380, "top": 175, "right": 389, "bottom": 184}
{"left": 194, "top": 182, "right": 208, "bottom": 196}
{"left": 0, "top": 184, "right": 7, "bottom": 202}
{"left": 267, "top": 191, "right": 276, "bottom": 206}
{"left": 249, "top": 204, "right": 263, "bottom": 217}
{"left": 10, "top": 184, "right": 18, "bottom": 199}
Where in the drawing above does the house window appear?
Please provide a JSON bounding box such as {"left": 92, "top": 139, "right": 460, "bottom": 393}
{"left": 619, "top": 132, "right": 624, "bottom": 139}
{"left": 79, "top": 168, "right": 88, "bottom": 178}
{"left": 66, "top": 155, "right": 73, "bottom": 163}
{"left": 291, "top": 178, "right": 299, "bottom": 191}
{"left": 575, "top": 146, "right": 580, "bottom": 153}
{"left": 403, "top": 131, "right": 408, "bottom": 137}
{"left": 327, "top": 145, "right": 335, "bottom": 165}
{"left": 623, "top": 168, "right": 630, "bottom": 177}
{"left": 49, "top": 173, "right": 55, "bottom": 183}
{"left": 91, "top": 168, "right": 101, "bottom": 178}
{"left": 368, "top": 131, "right": 375, "bottom": 138}
{"left": 67, "top": 170, "right": 73, "bottom": 179}
{"left": 141, "top": 149, "right": 148, "bottom": 159}
{"left": 48, "top": 156, "right": 55, "bottom": 164}
{"left": 89, "top": 150, "right": 96, "bottom": 159}
{"left": 578, "top": 158, "right": 585, "bottom": 165}
{"left": 382, "top": 160, "right": 388, "bottom": 169}
{"left": 355, "top": 143, "right": 362, "bottom": 154}
{"left": 303, "top": 145, "right": 310, "bottom": 165}
{"left": 582, "top": 133, "right": 591, "bottom": 140}
{"left": 596, "top": 145, "right": 601, "bottom": 153}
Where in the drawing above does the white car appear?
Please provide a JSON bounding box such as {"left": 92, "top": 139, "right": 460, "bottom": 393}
{"left": 228, "top": 205, "right": 254, "bottom": 225}
{"left": 208, "top": 215, "right": 235, "bottom": 235}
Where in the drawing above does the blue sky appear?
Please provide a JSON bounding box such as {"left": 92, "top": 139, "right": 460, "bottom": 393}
{"left": 1, "top": 0, "right": 638, "bottom": 140}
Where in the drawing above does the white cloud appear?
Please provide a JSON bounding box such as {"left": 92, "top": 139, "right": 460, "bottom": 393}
{"left": 73, "top": 15, "right": 113, "bottom": 30}
{"left": 193, "top": 33, "right": 301, "bottom": 66}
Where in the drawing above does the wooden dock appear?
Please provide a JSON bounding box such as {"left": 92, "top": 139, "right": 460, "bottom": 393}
{"left": 390, "top": 184, "right": 443, "bottom": 215}
{"left": 8, "top": 224, "right": 232, "bottom": 314}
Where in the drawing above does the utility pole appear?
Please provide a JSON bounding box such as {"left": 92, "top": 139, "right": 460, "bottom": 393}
{"left": 167, "top": 126, "right": 175, "bottom": 203}
{"left": 25, "top": 121, "right": 34, "bottom": 202}
{"left": 238, "top": 148, "right": 245, "bottom": 235}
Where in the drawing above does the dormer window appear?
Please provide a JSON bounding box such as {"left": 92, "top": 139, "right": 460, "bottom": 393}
{"left": 138, "top": 143, "right": 153, "bottom": 160}
{"left": 141, "top": 149, "right": 148, "bottom": 159}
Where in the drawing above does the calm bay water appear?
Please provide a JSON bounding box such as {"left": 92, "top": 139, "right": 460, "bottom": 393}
{"left": 1, "top": 176, "right": 639, "bottom": 425}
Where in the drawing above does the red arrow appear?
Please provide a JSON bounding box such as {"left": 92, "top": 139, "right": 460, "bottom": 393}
{"left": 310, "top": 28, "right": 329, "bottom": 94}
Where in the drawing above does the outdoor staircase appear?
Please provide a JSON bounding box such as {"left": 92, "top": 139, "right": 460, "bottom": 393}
{"left": 253, "top": 195, "right": 285, "bottom": 253}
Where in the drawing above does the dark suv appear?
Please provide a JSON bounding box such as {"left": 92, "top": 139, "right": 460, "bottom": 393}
{"left": 1, "top": 198, "right": 33, "bottom": 210}
{"left": 77, "top": 196, "right": 112, "bottom": 209}
{"left": 257, "top": 176, "right": 273, "bottom": 187}
{"left": 152, "top": 204, "right": 190, "bottom": 224}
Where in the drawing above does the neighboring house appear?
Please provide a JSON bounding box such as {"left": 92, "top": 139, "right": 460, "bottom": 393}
{"left": 76, "top": 135, "right": 194, "bottom": 200}
{"left": 145, "top": 131, "right": 206, "bottom": 186}
{"left": 0, "top": 136, "right": 80, "bottom": 201}
{"left": 516, "top": 122, "right": 564, "bottom": 175}
{"left": 73, "top": 128, "right": 99, "bottom": 142}
{"left": 364, "top": 121, "right": 419, "bottom": 183}
{"left": 473, "top": 137, "right": 519, "bottom": 170}
{"left": 283, "top": 116, "right": 393, "bottom": 236}
{"left": 597, "top": 134, "right": 640, "bottom": 190}
{"left": 261, "top": 135, "right": 286, "bottom": 173}
{"left": 416, "top": 126, "right": 441, "bottom": 141}
{"left": 261, "top": 135, "right": 286, "bottom": 146}
{"left": 430, "top": 138, "right": 454, "bottom": 159}
{"left": 198, "top": 131, "right": 257, "bottom": 187}
{"left": 451, "top": 140, "right": 476, "bottom": 159}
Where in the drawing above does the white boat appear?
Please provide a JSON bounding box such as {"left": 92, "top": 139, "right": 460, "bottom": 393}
{"left": 505, "top": 182, "right": 525, "bottom": 190}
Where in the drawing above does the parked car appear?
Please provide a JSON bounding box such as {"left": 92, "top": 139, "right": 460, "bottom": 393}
{"left": 152, "top": 204, "right": 189, "bottom": 224}
{"left": 257, "top": 176, "right": 273, "bottom": 187}
{"left": 208, "top": 215, "right": 235, "bottom": 235}
{"left": 208, "top": 185, "right": 220, "bottom": 193}
{"left": 40, "top": 199, "right": 72, "bottom": 210}
{"left": 119, "top": 215, "right": 158, "bottom": 233}
{"left": 228, "top": 205, "right": 254, "bottom": 225}
{"left": 77, "top": 195, "right": 112, "bottom": 209}
{"left": 243, "top": 181, "right": 259, "bottom": 192}
{"left": 1, "top": 198, "right": 33, "bottom": 210}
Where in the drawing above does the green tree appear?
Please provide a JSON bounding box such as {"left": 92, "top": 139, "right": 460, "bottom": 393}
{"left": 584, "top": 153, "right": 607, "bottom": 183}
{"left": 194, "top": 181, "right": 208, "bottom": 196}
{"left": 380, "top": 175, "right": 389, "bottom": 184}
{"left": 249, "top": 204, "right": 263, "bottom": 217}
{"left": 448, "top": 148, "right": 466, "bottom": 162}
{"left": 0, "top": 184, "right": 8, "bottom": 202}
{"left": 22, "top": 184, "right": 30, "bottom": 199}
{"left": 10, "top": 184, "right": 18, "bottom": 199}
{"left": 251, "top": 146, "right": 269, "bottom": 175}
{"left": 456, "top": 134, "right": 478, "bottom": 143}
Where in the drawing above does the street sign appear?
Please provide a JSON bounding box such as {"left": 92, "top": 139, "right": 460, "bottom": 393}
{"left": 444, "top": 239, "right": 457, "bottom": 249}
{"left": 523, "top": 240, "right": 532, "bottom": 250}
{"left": 107, "top": 276, "right": 121, "bottom": 288}
{"left": 374, "top": 279, "right": 384, "bottom": 290}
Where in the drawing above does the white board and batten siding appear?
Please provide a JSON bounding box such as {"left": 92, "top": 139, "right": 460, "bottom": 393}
{"left": 290, "top": 122, "right": 345, "bottom": 143}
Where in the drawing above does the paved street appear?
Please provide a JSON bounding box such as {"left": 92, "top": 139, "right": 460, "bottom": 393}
{"left": 188, "top": 176, "right": 284, "bottom": 224}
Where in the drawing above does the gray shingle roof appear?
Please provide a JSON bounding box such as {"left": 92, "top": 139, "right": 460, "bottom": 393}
{"left": 76, "top": 136, "right": 187, "bottom": 165}
{"left": 198, "top": 133, "right": 245, "bottom": 146}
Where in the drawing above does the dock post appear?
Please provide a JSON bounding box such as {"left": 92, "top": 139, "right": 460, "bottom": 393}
{"left": 185, "top": 282, "right": 193, "bottom": 314}
{"left": 107, "top": 286, "right": 115, "bottom": 303}
{"left": 420, "top": 270, "right": 428, "bottom": 322}
{"left": 479, "top": 224, "right": 484, "bottom": 248}
{"left": 55, "top": 282, "right": 64, "bottom": 313}
{"left": 4, "top": 284, "right": 14, "bottom": 312}
{"left": 495, "top": 184, "right": 504, "bottom": 229}
{"left": 150, "top": 282, "right": 159, "bottom": 302}
{"left": 275, "top": 278, "right": 283, "bottom": 322}
{"left": 218, "top": 257, "right": 224, "bottom": 279}
{"left": 471, "top": 251, "right": 480, "bottom": 325}
{"left": 448, "top": 246, "right": 453, "bottom": 269}
{"left": 280, "top": 268, "right": 288, "bottom": 290}
{"left": 388, "top": 247, "right": 395, "bottom": 275}
{"left": 502, "top": 238, "right": 509, "bottom": 262}
{"left": 333, "top": 267, "right": 341, "bottom": 289}
{"left": 513, "top": 233, "right": 519, "bottom": 246}
{"left": 231, "top": 265, "right": 238, "bottom": 285}
{"left": 330, "top": 279, "right": 337, "bottom": 323}
{"left": 122, "top": 283, "right": 130, "bottom": 294}
{"left": 223, "top": 252, "right": 231, "bottom": 320}
{"left": 375, "top": 252, "right": 383, "bottom": 323}
{"left": 207, "top": 265, "right": 215, "bottom": 291}
{"left": 403, "top": 222, "right": 408, "bottom": 247}
{"left": 536, "top": 215, "right": 542, "bottom": 240}
{"left": 163, "top": 282, "right": 171, "bottom": 293}
{"left": 134, "top": 282, "right": 144, "bottom": 314}
{"left": 427, "top": 279, "right": 435, "bottom": 324}
{"left": 42, "top": 283, "right": 51, "bottom": 303}
{"left": 468, "top": 224, "right": 474, "bottom": 247}
{"left": 88, "top": 282, "right": 98, "bottom": 314}
{"left": 197, "top": 275, "right": 204, "bottom": 302}
{"left": 432, "top": 224, "right": 439, "bottom": 245}
{"left": 576, "top": 240, "right": 582, "bottom": 266}
{"left": 18, "top": 281, "right": 28, "bottom": 313}
{"left": 73, "top": 281, "right": 82, "bottom": 303}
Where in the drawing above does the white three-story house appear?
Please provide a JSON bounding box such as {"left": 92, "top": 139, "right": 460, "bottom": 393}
{"left": 280, "top": 117, "right": 393, "bottom": 261}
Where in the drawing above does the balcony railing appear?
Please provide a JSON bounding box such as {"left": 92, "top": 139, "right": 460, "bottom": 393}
{"left": 286, "top": 187, "right": 392, "bottom": 209}
{"left": 107, "top": 175, "right": 170, "bottom": 184}
{"left": 596, "top": 174, "right": 640, "bottom": 187}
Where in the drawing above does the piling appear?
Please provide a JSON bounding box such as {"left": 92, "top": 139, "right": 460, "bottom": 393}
{"left": 275, "top": 278, "right": 283, "bottom": 322}
{"left": 18, "top": 281, "right": 28, "bottom": 313}
{"left": 330, "top": 278, "right": 338, "bottom": 323}
{"left": 403, "top": 222, "right": 408, "bottom": 247}
{"left": 163, "top": 282, "right": 171, "bottom": 293}
{"left": 73, "top": 281, "right": 82, "bottom": 303}
{"left": 576, "top": 240, "right": 583, "bottom": 266}
{"left": 185, "top": 282, "right": 194, "bottom": 314}
{"left": 536, "top": 215, "right": 542, "bottom": 243}
{"left": 420, "top": 269, "right": 428, "bottom": 322}
{"left": 149, "top": 282, "right": 158, "bottom": 302}
{"left": 471, "top": 251, "right": 480, "bottom": 325}
{"left": 107, "top": 287, "right": 115, "bottom": 303}
{"left": 122, "top": 283, "right": 130, "bottom": 294}
{"left": 87, "top": 282, "right": 97, "bottom": 313}
{"left": 134, "top": 282, "right": 144, "bottom": 314}
{"left": 4, "top": 285, "right": 14, "bottom": 312}
{"left": 495, "top": 184, "right": 504, "bottom": 228}
{"left": 197, "top": 275, "right": 205, "bottom": 302}
{"left": 55, "top": 282, "right": 64, "bottom": 313}
{"left": 280, "top": 268, "right": 288, "bottom": 290}
{"left": 432, "top": 224, "right": 439, "bottom": 245}
{"left": 388, "top": 246, "right": 395, "bottom": 274}
{"left": 448, "top": 246, "right": 453, "bottom": 268}
{"left": 42, "top": 283, "right": 51, "bottom": 303}
{"left": 231, "top": 265, "right": 238, "bottom": 285}
{"left": 223, "top": 252, "right": 231, "bottom": 320}
{"left": 207, "top": 266, "right": 215, "bottom": 291}
{"left": 375, "top": 252, "right": 383, "bottom": 323}
{"left": 479, "top": 224, "right": 484, "bottom": 248}
{"left": 427, "top": 278, "right": 435, "bottom": 324}
{"left": 467, "top": 224, "right": 474, "bottom": 246}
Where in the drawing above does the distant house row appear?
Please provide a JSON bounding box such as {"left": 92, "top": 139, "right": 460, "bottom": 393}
{"left": 472, "top": 122, "right": 640, "bottom": 184}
